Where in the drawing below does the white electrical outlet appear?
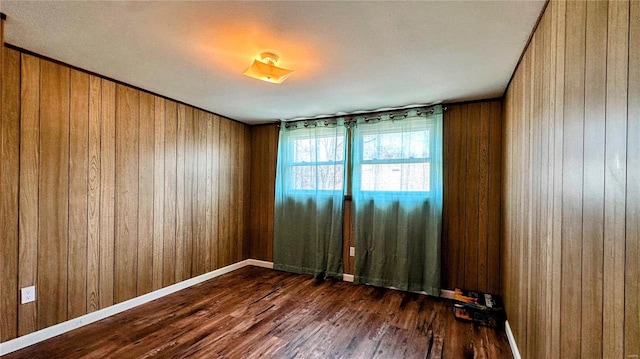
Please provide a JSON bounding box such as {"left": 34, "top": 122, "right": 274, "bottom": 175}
{"left": 349, "top": 246, "right": 355, "bottom": 257}
{"left": 21, "top": 286, "right": 36, "bottom": 304}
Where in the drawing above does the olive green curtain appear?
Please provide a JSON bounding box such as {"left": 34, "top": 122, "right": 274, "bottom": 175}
{"left": 273, "top": 120, "right": 345, "bottom": 280}
{"left": 351, "top": 107, "right": 443, "bottom": 295}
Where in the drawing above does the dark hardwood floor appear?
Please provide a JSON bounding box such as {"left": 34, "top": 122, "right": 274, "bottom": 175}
{"left": 3, "top": 266, "right": 512, "bottom": 358}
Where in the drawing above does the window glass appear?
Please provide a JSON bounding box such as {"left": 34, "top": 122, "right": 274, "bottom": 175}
{"left": 357, "top": 126, "right": 431, "bottom": 193}
{"left": 362, "top": 130, "right": 429, "bottom": 160}
{"left": 361, "top": 162, "right": 430, "bottom": 192}
{"left": 290, "top": 135, "right": 344, "bottom": 191}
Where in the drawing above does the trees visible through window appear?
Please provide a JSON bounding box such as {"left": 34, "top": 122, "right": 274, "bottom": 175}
{"left": 290, "top": 135, "right": 344, "bottom": 191}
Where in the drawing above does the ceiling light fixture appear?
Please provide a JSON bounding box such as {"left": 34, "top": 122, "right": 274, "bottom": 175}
{"left": 243, "top": 52, "right": 294, "bottom": 84}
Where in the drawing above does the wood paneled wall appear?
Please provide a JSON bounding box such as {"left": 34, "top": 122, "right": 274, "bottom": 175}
{"left": 247, "top": 101, "right": 503, "bottom": 293}
{"left": 502, "top": 1, "right": 639, "bottom": 357}
{"left": 248, "top": 124, "right": 278, "bottom": 262}
{"left": 442, "top": 101, "right": 502, "bottom": 294}
{"left": 0, "top": 46, "right": 251, "bottom": 342}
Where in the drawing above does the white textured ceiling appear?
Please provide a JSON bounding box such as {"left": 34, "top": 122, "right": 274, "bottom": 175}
{"left": 2, "top": 1, "right": 545, "bottom": 124}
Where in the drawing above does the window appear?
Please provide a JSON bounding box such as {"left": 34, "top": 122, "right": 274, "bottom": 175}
{"left": 288, "top": 132, "right": 345, "bottom": 191}
{"left": 279, "top": 112, "right": 439, "bottom": 196}
{"left": 353, "top": 120, "right": 433, "bottom": 194}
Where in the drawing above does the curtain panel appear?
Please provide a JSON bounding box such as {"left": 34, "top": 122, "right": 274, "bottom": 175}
{"left": 273, "top": 120, "right": 346, "bottom": 280}
{"left": 352, "top": 106, "right": 443, "bottom": 295}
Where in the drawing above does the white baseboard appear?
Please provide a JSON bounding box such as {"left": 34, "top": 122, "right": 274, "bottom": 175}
{"left": 343, "top": 274, "right": 354, "bottom": 282}
{"left": 505, "top": 320, "right": 521, "bottom": 359}
{"left": 0, "top": 259, "right": 257, "bottom": 356}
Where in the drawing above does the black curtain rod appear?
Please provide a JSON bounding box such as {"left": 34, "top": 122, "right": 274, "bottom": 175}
{"left": 280, "top": 105, "right": 446, "bottom": 128}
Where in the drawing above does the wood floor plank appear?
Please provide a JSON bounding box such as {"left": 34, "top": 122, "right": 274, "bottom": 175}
{"left": 3, "top": 267, "right": 512, "bottom": 359}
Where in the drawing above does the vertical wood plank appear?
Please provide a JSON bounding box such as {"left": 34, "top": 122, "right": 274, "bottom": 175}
{"left": 204, "top": 112, "right": 214, "bottom": 271}
{"left": 183, "top": 106, "right": 195, "bottom": 279}
{"left": 175, "top": 104, "right": 186, "bottom": 283}
{"left": 500, "top": 89, "right": 509, "bottom": 314}
{"left": 152, "top": 96, "right": 165, "bottom": 290}
{"left": 539, "top": 10, "right": 552, "bottom": 357}
{"left": 137, "top": 92, "right": 155, "bottom": 295}
{"left": 602, "top": 1, "right": 628, "bottom": 357}
{"left": 1, "top": 48, "right": 21, "bottom": 340}
{"left": 258, "top": 127, "right": 268, "bottom": 262}
{"left": 68, "top": 69, "right": 89, "bottom": 319}
{"left": 243, "top": 126, "right": 252, "bottom": 260}
{"left": 266, "top": 125, "right": 277, "bottom": 262}
{"left": 581, "top": 1, "right": 607, "bottom": 356}
{"left": 464, "top": 104, "right": 480, "bottom": 291}
{"left": 443, "top": 106, "right": 460, "bottom": 290}
{"left": 99, "top": 79, "right": 116, "bottom": 309}
{"left": 441, "top": 105, "right": 451, "bottom": 288}
{"left": 487, "top": 101, "right": 502, "bottom": 295}
{"left": 210, "top": 114, "right": 220, "bottom": 270}
{"left": 452, "top": 106, "right": 467, "bottom": 288}
{"left": 163, "top": 100, "right": 177, "bottom": 287}
{"left": 528, "top": 28, "right": 542, "bottom": 359}
{"left": 38, "top": 59, "right": 70, "bottom": 329}
{"left": 238, "top": 124, "right": 248, "bottom": 260}
{"left": 114, "top": 84, "right": 139, "bottom": 303}
{"left": 517, "top": 50, "right": 530, "bottom": 347}
{"left": 249, "top": 127, "right": 265, "bottom": 260}
{"left": 228, "top": 122, "right": 240, "bottom": 264}
{"left": 560, "top": 2, "right": 586, "bottom": 356}
{"left": 218, "top": 119, "right": 231, "bottom": 268}
{"left": 193, "top": 111, "right": 206, "bottom": 275}
{"left": 550, "top": 1, "right": 565, "bottom": 357}
{"left": 502, "top": 77, "right": 512, "bottom": 317}
{"left": 87, "top": 75, "right": 101, "bottom": 313}
{"left": 17, "top": 52, "right": 39, "bottom": 337}
{"left": 0, "top": 17, "right": 4, "bottom": 344}
{"left": 626, "top": 2, "right": 640, "bottom": 358}
{"left": 477, "top": 102, "right": 490, "bottom": 292}
{"left": 237, "top": 123, "right": 244, "bottom": 263}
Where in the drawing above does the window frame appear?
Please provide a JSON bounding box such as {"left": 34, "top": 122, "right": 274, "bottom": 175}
{"left": 285, "top": 130, "right": 346, "bottom": 194}
{"left": 352, "top": 119, "right": 436, "bottom": 197}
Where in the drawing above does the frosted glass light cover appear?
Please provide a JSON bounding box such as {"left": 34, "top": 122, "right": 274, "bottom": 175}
{"left": 243, "top": 59, "right": 294, "bottom": 84}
